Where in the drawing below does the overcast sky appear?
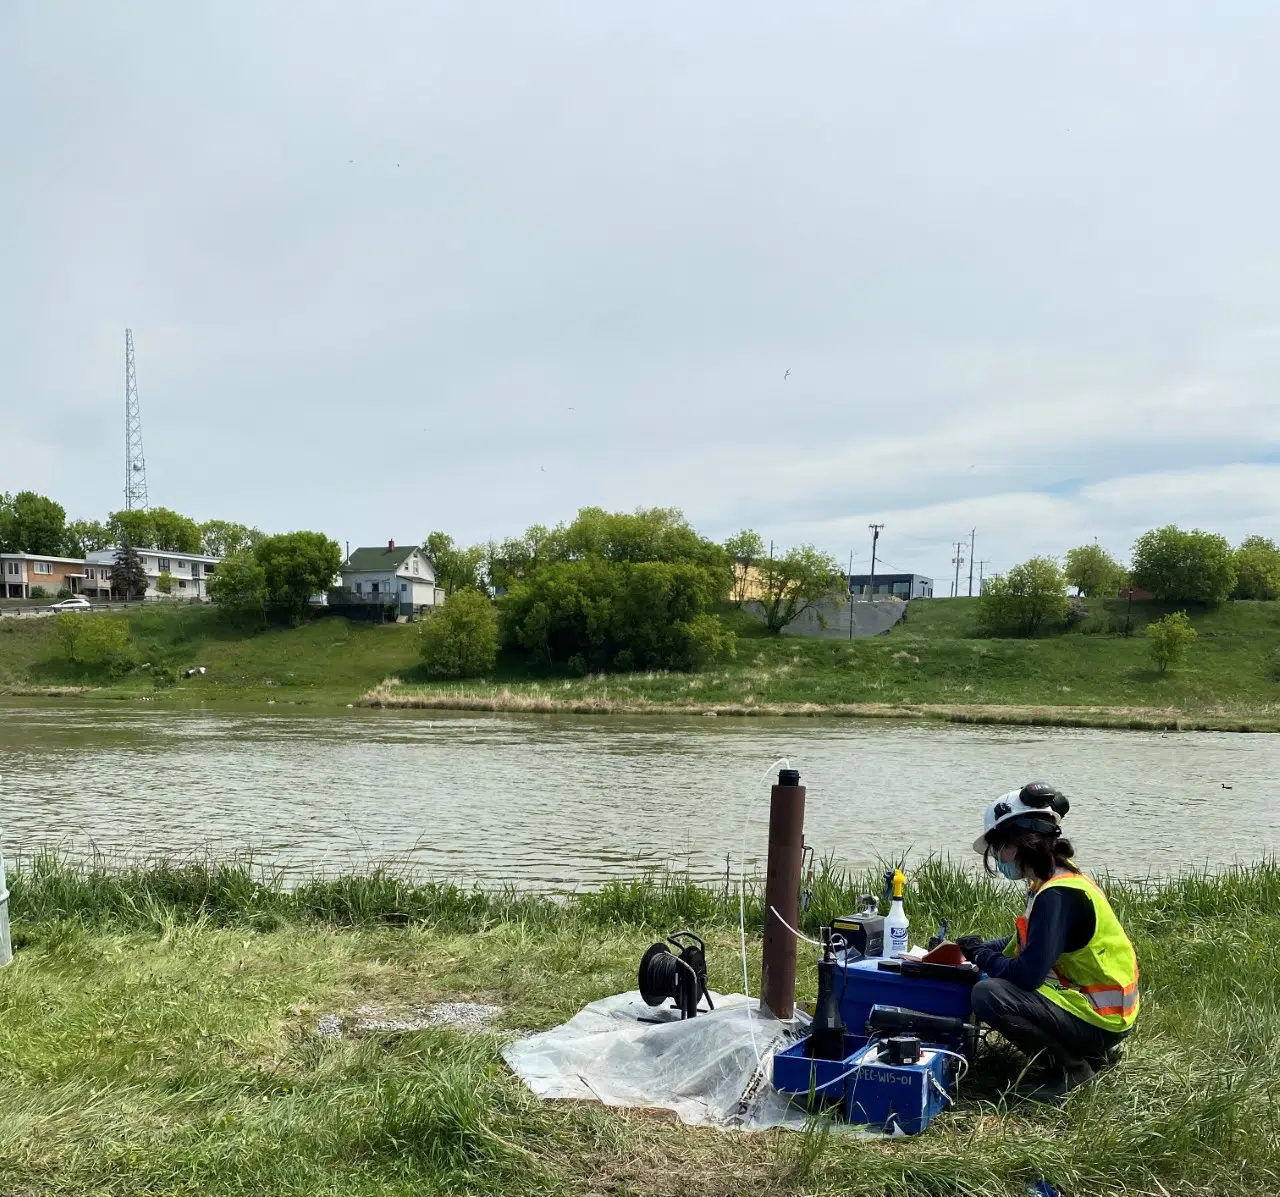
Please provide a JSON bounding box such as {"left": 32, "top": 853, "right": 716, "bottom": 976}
{"left": 3, "top": 3, "right": 1278, "bottom": 583}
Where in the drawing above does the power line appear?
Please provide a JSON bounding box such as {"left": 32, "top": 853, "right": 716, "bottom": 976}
{"left": 977, "top": 559, "right": 991, "bottom": 594}
{"left": 967, "top": 528, "right": 976, "bottom": 597}
{"left": 124, "top": 329, "right": 148, "bottom": 511}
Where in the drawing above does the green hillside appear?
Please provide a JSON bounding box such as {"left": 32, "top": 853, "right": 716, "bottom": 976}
{"left": 2, "top": 598, "right": 1278, "bottom": 725}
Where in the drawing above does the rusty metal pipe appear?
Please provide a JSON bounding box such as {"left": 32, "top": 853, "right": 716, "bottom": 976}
{"left": 760, "top": 767, "right": 806, "bottom": 1019}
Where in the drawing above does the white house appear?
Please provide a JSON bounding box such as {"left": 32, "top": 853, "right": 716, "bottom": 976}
{"left": 339, "top": 541, "right": 442, "bottom": 611}
{"left": 86, "top": 547, "right": 221, "bottom": 600}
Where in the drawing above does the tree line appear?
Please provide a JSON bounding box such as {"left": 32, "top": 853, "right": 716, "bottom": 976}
{"left": 980, "top": 526, "right": 1280, "bottom": 638}
{"left": 0, "top": 490, "right": 261, "bottom": 558}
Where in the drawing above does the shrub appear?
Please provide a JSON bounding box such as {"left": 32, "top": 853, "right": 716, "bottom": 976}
{"left": 420, "top": 590, "right": 499, "bottom": 678}
{"left": 496, "top": 508, "right": 735, "bottom": 673}
{"left": 1233, "top": 537, "right": 1280, "bottom": 601}
{"left": 977, "top": 557, "right": 1070, "bottom": 636}
{"left": 1131, "top": 526, "right": 1236, "bottom": 604}
{"left": 51, "top": 612, "right": 133, "bottom": 672}
{"left": 208, "top": 549, "right": 267, "bottom": 624}
{"left": 502, "top": 557, "right": 735, "bottom": 672}
{"left": 156, "top": 570, "right": 174, "bottom": 596}
{"left": 28, "top": 586, "right": 49, "bottom": 600}
{"left": 1146, "top": 610, "right": 1197, "bottom": 673}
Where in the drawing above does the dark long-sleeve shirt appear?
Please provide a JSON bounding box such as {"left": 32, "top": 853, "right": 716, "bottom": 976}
{"left": 972, "top": 885, "right": 1095, "bottom": 991}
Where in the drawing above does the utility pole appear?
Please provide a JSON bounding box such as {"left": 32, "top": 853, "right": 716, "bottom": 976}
{"left": 867, "top": 524, "right": 884, "bottom": 601}
{"left": 951, "top": 541, "right": 965, "bottom": 598}
{"left": 847, "top": 549, "right": 855, "bottom": 640}
{"left": 967, "top": 528, "right": 976, "bottom": 597}
{"left": 124, "top": 329, "right": 149, "bottom": 511}
{"left": 977, "top": 559, "right": 990, "bottom": 595}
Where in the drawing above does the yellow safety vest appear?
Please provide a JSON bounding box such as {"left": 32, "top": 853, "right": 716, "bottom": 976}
{"left": 1002, "top": 870, "right": 1140, "bottom": 1032}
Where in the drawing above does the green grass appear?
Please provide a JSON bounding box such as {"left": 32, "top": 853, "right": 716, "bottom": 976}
{"left": 3, "top": 854, "right": 1279, "bottom": 1194}
{"left": 0, "top": 606, "right": 424, "bottom": 706}
{"left": 371, "top": 599, "right": 1280, "bottom": 728}
{"left": 3, "top": 598, "right": 1279, "bottom": 723}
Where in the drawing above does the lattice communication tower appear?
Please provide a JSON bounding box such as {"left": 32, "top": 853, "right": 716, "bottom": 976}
{"left": 124, "top": 328, "right": 149, "bottom": 511}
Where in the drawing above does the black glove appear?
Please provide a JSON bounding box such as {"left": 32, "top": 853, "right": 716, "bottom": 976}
{"left": 956, "top": 936, "right": 985, "bottom": 962}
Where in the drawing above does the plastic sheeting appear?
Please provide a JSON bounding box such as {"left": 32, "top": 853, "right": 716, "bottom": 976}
{"left": 502, "top": 990, "right": 819, "bottom": 1131}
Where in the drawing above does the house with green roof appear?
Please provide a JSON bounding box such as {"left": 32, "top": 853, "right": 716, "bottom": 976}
{"left": 339, "top": 540, "right": 442, "bottom": 613}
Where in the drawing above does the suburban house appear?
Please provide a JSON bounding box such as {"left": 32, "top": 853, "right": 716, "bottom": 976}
{"left": 1, "top": 553, "right": 114, "bottom": 600}
{"left": 848, "top": 572, "right": 934, "bottom": 599}
{"left": 85, "top": 547, "right": 221, "bottom": 600}
{"left": 339, "top": 541, "right": 442, "bottom": 613}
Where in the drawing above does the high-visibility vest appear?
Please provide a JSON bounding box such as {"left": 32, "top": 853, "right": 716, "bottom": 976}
{"left": 1002, "top": 869, "right": 1140, "bottom": 1032}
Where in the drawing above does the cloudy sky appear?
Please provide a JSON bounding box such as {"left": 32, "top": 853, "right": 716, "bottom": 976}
{"left": 3, "top": 2, "right": 1278, "bottom": 583}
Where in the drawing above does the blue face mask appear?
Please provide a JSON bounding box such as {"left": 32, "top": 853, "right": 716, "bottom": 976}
{"left": 997, "top": 857, "right": 1025, "bottom": 882}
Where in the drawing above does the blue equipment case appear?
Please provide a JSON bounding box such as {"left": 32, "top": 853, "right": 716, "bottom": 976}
{"left": 773, "top": 1037, "right": 953, "bottom": 1135}
{"left": 772, "top": 1034, "right": 868, "bottom": 1108}
{"left": 841, "top": 1042, "right": 951, "bottom": 1135}
{"left": 837, "top": 956, "right": 974, "bottom": 1035}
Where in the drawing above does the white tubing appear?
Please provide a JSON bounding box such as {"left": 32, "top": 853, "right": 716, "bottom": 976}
{"left": 0, "top": 847, "right": 11, "bottom": 968}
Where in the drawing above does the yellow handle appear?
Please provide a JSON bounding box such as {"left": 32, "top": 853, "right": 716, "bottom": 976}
{"left": 892, "top": 868, "right": 905, "bottom": 899}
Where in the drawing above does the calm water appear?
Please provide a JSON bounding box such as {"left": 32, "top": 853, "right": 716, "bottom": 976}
{"left": 0, "top": 702, "right": 1276, "bottom": 887}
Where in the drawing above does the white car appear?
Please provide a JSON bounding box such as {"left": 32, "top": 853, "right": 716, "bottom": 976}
{"left": 49, "top": 596, "right": 92, "bottom": 611}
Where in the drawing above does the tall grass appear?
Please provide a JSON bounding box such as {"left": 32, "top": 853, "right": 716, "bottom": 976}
{"left": 13, "top": 850, "right": 1280, "bottom": 938}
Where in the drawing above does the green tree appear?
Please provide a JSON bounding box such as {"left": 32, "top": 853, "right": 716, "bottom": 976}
{"left": 1146, "top": 610, "right": 1197, "bottom": 673}
{"left": 149, "top": 508, "right": 202, "bottom": 553}
{"left": 156, "top": 570, "right": 174, "bottom": 595}
{"left": 419, "top": 589, "right": 499, "bottom": 678}
{"left": 754, "top": 545, "right": 846, "bottom": 634}
{"left": 502, "top": 558, "right": 735, "bottom": 672}
{"left": 1131, "top": 526, "right": 1237, "bottom": 605}
{"left": 978, "top": 556, "right": 1070, "bottom": 636}
{"left": 1064, "top": 543, "right": 1126, "bottom": 597}
{"left": 486, "top": 525, "right": 553, "bottom": 591}
{"left": 207, "top": 549, "right": 267, "bottom": 623}
{"left": 108, "top": 509, "right": 156, "bottom": 549}
{"left": 424, "top": 531, "right": 485, "bottom": 596}
{"left": 63, "top": 518, "right": 111, "bottom": 556}
{"left": 52, "top": 612, "right": 132, "bottom": 669}
{"left": 254, "top": 531, "right": 341, "bottom": 621}
{"left": 199, "top": 519, "right": 261, "bottom": 557}
{"left": 1232, "top": 536, "right": 1280, "bottom": 601}
{"left": 110, "top": 543, "right": 148, "bottom": 599}
{"left": 0, "top": 491, "right": 66, "bottom": 554}
{"left": 724, "top": 529, "right": 765, "bottom": 607}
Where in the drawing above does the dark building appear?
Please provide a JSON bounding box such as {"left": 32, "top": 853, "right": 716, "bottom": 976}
{"left": 848, "top": 572, "right": 933, "bottom": 600}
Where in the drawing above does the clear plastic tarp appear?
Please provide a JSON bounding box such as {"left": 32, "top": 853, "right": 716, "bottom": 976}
{"left": 501, "top": 990, "right": 821, "bottom": 1131}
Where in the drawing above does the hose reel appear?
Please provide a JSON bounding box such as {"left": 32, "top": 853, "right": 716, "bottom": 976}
{"left": 638, "top": 931, "right": 714, "bottom": 1019}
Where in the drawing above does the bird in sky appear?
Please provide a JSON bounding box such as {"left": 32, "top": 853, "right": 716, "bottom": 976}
{"left": 784, "top": 369, "right": 790, "bottom": 380}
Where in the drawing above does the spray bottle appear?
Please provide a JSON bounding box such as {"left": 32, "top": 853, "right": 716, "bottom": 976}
{"left": 884, "top": 868, "right": 910, "bottom": 958}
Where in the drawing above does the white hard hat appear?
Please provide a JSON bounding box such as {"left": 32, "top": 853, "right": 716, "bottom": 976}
{"left": 972, "top": 781, "right": 1070, "bottom": 854}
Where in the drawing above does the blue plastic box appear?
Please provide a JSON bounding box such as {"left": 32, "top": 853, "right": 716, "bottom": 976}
{"left": 837, "top": 956, "right": 973, "bottom": 1036}
{"left": 841, "top": 1041, "right": 951, "bottom": 1135}
{"left": 772, "top": 1034, "right": 869, "bottom": 1107}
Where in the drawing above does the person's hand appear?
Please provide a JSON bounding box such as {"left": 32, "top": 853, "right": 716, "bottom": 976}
{"left": 955, "top": 935, "right": 985, "bottom": 962}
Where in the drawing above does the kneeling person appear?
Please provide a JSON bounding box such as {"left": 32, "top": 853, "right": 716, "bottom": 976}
{"left": 957, "top": 782, "right": 1139, "bottom": 1099}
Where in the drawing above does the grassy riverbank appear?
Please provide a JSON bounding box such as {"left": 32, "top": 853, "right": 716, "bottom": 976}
{"left": 3, "top": 854, "right": 1279, "bottom": 1195}
{"left": 2, "top": 599, "right": 1278, "bottom": 728}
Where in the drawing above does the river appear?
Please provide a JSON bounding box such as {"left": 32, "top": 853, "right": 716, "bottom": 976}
{"left": 0, "top": 702, "right": 1275, "bottom": 888}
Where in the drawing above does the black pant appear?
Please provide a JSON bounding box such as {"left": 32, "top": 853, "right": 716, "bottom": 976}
{"left": 971, "top": 978, "right": 1125, "bottom": 1069}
